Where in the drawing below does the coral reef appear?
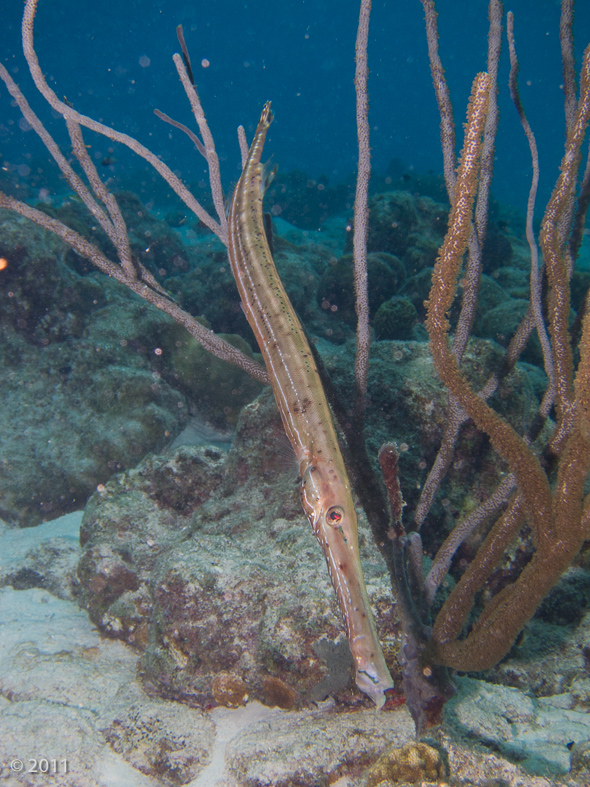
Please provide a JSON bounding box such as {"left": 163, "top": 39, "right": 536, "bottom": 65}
{"left": 374, "top": 297, "right": 418, "bottom": 340}
{"left": 77, "top": 334, "right": 540, "bottom": 710}
{"left": 365, "top": 741, "right": 446, "bottom": 786}
{"left": 77, "top": 390, "right": 395, "bottom": 708}
{"left": 0, "top": 209, "right": 262, "bottom": 524}
{"left": 0, "top": 183, "right": 550, "bottom": 527}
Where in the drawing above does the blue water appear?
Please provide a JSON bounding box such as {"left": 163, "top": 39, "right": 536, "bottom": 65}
{"left": 1, "top": 0, "right": 589, "bottom": 216}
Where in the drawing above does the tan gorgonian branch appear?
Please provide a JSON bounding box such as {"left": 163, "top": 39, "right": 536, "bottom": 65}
{"left": 352, "top": 0, "right": 372, "bottom": 417}
{"left": 21, "top": 0, "right": 226, "bottom": 240}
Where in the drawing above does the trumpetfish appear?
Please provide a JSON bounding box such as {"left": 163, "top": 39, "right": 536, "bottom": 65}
{"left": 227, "top": 102, "right": 394, "bottom": 707}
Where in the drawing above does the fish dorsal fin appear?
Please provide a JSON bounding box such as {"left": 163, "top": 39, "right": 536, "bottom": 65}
{"left": 263, "top": 212, "right": 274, "bottom": 256}
{"left": 261, "top": 160, "right": 278, "bottom": 195}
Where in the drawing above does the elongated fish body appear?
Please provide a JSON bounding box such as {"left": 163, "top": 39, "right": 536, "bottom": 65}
{"left": 228, "top": 102, "right": 393, "bottom": 707}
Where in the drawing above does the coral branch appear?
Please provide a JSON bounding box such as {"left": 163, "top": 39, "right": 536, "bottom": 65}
{"left": 21, "top": 0, "right": 226, "bottom": 240}
{"left": 352, "top": 0, "right": 372, "bottom": 418}
{"left": 426, "top": 71, "right": 554, "bottom": 551}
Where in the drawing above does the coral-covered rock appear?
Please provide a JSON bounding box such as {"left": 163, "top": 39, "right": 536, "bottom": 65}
{"left": 363, "top": 191, "right": 447, "bottom": 269}
{"left": 317, "top": 252, "right": 401, "bottom": 326}
{"left": 374, "top": 296, "right": 418, "bottom": 340}
{"left": 212, "top": 672, "right": 250, "bottom": 707}
{"left": 77, "top": 389, "right": 398, "bottom": 709}
{"left": 319, "top": 336, "right": 540, "bottom": 547}
{"left": 77, "top": 444, "right": 226, "bottom": 643}
{"left": 77, "top": 331, "right": 543, "bottom": 711}
{"left": 365, "top": 740, "right": 446, "bottom": 786}
{"left": 0, "top": 513, "right": 82, "bottom": 601}
{"left": 0, "top": 211, "right": 191, "bottom": 526}
{"left": 225, "top": 705, "right": 415, "bottom": 786}
{"left": 0, "top": 211, "right": 261, "bottom": 525}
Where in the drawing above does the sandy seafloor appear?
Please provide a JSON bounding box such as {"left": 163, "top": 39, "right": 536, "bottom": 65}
{"left": 1, "top": 509, "right": 589, "bottom": 787}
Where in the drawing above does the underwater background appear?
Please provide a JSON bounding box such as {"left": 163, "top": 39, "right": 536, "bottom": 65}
{"left": 2, "top": 1, "right": 590, "bottom": 785}
{"left": 1, "top": 0, "right": 590, "bottom": 213}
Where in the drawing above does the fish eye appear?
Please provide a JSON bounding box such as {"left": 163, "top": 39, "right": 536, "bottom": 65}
{"left": 326, "top": 506, "right": 344, "bottom": 526}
